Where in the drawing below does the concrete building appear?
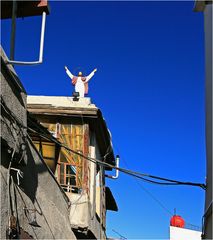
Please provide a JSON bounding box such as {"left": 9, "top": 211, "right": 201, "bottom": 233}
{"left": 194, "top": 1, "right": 212, "bottom": 239}
{"left": 27, "top": 95, "right": 118, "bottom": 239}
{"left": 170, "top": 226, "right": 202, "bottom": 240}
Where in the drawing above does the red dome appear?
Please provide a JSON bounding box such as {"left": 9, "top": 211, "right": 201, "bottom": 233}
{"left": 170, "top": 215, "right": 185, "bottom": 228}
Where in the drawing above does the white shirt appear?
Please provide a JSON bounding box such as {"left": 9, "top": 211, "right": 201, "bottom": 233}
{"left": 65, "top": 68, "right": 95, "bottom": 97}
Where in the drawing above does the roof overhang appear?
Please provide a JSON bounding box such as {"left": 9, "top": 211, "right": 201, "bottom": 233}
{"left": 106, "top": 187, "right": 118, "bottom": 211}
{"left": 1, "top": 0, "right": 50, "bottom": 19}
{"left": 193, "top": 0, "right": 212, "bottom": 12}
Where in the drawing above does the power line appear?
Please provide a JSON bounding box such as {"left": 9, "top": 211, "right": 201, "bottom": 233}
{"left": 26, "top": 118, "right": 206, "bottom": 190}
{"left": 2, "top": 100, "right": 203, "bottom": 230}
{"left": 112, "top": 229, "right": 127, "bottom": 240}
{"left": 117, "top": 148, "right": 174, "bottom": 216}
{"left": 1, "top": 98, "right": 205, "bottom": 190}
{"left": 27, "top": 115, "right": 203, "bottom": 231}
{"left": 109, "top": 141, "right": 203, "bottom": 231}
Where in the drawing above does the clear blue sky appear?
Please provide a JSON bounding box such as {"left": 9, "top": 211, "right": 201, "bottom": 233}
{"left": 1, "top": 1, "right": 206, "bottom": 239}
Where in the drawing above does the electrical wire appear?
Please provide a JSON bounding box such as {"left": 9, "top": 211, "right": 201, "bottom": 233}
{"left": 109, "top": 143, "right": 203, "bottom": 231}
{"left": 112, "top": 229, "right": 127, "bottom": 240}
{"left": 26, "top": 117, "right": 206, "bottom": 190}
{"left": 1, "top": 100, "right": 204, "bottom": 234}
{"left": 1, "top": 99, "right": 205, "bottom": 190}
{"left": 1, "top": 98, "right": 27, "bottom": 130}
{"left": 27, "top": 123, "right": 206, "bottom": 189}
{"left": 118, "top": 149, "right": 174, "bottom": 216}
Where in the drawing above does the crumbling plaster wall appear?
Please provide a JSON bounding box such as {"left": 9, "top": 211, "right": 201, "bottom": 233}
{"left": 1, "top": 140, "right": 77, "bottom": 239}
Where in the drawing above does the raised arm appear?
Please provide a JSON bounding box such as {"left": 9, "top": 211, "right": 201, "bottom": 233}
{"left": 65, "top": 66, "right": 74, "bottom": 79}
{"left": 85, "top": 68, "right": 97, "bottom": 82}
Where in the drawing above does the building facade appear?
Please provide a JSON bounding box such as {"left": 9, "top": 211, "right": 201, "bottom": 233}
{"left": 27, "top": 96, "right": 118, "bottom": 239}
{"left": 170, "top": 226, "right": 202, "bottom": 240}
{"left": 194, "top": 1, "right": 212, "bottom": 239}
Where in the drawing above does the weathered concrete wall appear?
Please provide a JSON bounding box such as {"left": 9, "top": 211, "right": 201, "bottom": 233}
{"left": 1, "top": 46, "right": 76, "bottom": 239}
{"left": 1, "top": 139, "right": 76, "bottom": 239}
{"left": 1, "top": 47, "right": 27, "bottom": 159}
{"left": 203, "top": 3, "right": 212, "bottom": 239}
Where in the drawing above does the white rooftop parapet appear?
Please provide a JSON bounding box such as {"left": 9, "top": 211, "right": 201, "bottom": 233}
{"left": 27, "top": 95, "right": 97, "bottom": 109}
{"left": 170, "top": 226, "right": 202, "bottom": 240}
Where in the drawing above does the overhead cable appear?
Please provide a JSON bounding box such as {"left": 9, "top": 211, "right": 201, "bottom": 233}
{"left": 27, "top": 121, "right": 206, "bottom": 190}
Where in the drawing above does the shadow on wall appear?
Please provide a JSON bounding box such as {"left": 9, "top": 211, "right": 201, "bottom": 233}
{"left": 1, "top": 137, "right": 51, "bottom": 204}
{"left": 1, "top": 140, "right": 59, "bottom": 239}
{"left": 18, "top": 138, "right": 52, "bottom": 203}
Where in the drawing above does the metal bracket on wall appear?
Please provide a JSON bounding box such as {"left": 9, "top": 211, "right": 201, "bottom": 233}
{"left": 6, "top": 11, "right": 47, "bottom": 66}
{"left": 105, "top": 155, "right": 120, "bottom": 179}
